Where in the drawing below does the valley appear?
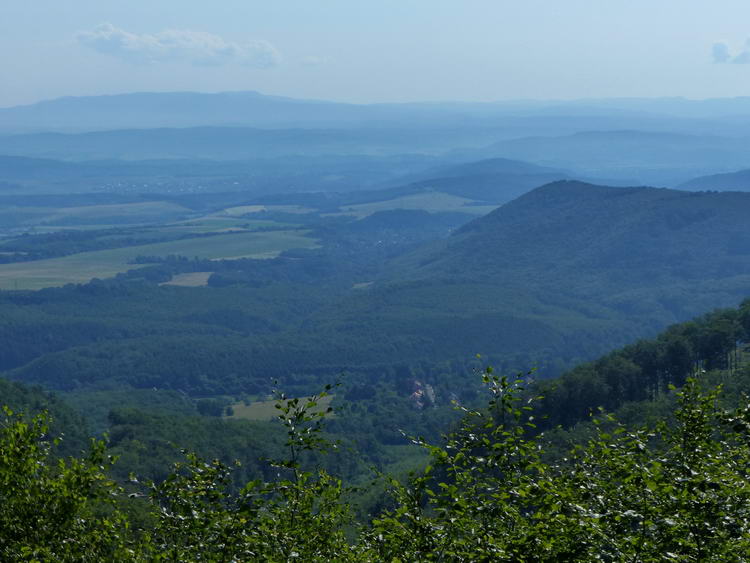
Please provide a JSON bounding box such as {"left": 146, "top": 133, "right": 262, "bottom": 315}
{"left": 2, "top": 89, "right": 750, "bottom": 559}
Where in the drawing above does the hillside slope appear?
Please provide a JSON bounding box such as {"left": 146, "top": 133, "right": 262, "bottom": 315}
{"left": 313, "top": 181, "right": 750, "bottom": 366}
{"left": 397, "top": 181, "right": 750, "bottom": 285}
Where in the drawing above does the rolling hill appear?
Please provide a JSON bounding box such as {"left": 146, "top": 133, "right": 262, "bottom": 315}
{"left": 476, "top": 130, "right": 750, "bottom": 186}
{"left": 678, "top": 168, "right": 750, "bottom": 191}
{"left": 376, "top": 157, "right": 570, "bottom": 203}
{"left": 314, "top": 181, "right": 750, "bottom": 367}
{"left": 395, "top": 180, "right": 750, "bottom": 284}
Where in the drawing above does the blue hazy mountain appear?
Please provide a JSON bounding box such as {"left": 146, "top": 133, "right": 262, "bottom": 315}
{"left": 474, "top": 130, "right": 750, "bottom": 186}
{"left": 4, "top": 91, "right": 750, "bottom": 134}
{"left": 376, "top": 157, "right": 570, "bottom": 203}
{"left": 678, "top": 168, "right": 750, "bottom": 192}
{"left": 0, "top": 126, "right": 509, "bottom": 160}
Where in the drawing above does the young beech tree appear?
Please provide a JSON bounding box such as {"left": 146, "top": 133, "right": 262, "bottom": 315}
{"left": 3, "top": 374, "right": 750, "bottom": 561}
{"left": 364, "top": 372, "right": 750, "bottom": 561}
{"left": 0, "top": 407, "right": 131, "bottom": 562}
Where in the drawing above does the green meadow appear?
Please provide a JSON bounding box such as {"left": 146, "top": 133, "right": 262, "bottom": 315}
{"left": 226, "top": 394, "right": 335, "bottom": 421}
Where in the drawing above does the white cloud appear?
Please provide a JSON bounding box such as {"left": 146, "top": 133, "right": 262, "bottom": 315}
{"left": 712, "top": 39, "right": 750, "bottom": 65}
{"left": 76, "top": 23, "right": 280, "bottom": 68}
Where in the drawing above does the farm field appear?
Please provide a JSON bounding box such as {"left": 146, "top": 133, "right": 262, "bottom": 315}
{"left": 0, "top": 229, "right": 318, "bottom": 289}
{"left": 333, "top": 191, "right": 499, "bottom": 218}
{"left": 0, "top": 201, "right": 192, "bottom": 231}
{"left": 226, "top": 394, "right": 335, "bottom": 421}
{"left": 162, "top": 217, "right": 297, "bottom": 233}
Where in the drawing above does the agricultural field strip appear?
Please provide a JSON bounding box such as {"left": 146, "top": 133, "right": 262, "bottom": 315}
{"left": 0, "top": 229, "right": 319, "bottom": 290}
{"left": 0, "top": 201, "right": 191, "bottom": 227}
{"left": 329, "top": 192, "right": 499, "bottom": 218}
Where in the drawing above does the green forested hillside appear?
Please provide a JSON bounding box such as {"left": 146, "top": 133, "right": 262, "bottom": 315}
{"left": 397, "top": 180, "right": 750, "bottom": 284}
{"left": 305, "top": 181, "right": 750, "bottom": 375}
{"left": 0, "top": 378, "right": 90, "bottom": 455}
{"left": 3, "top": 298, "right": 750, "bottom": 560}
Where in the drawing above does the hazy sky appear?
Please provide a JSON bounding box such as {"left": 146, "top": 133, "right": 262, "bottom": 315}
{"left": 2, "top": 0, "right": 750, "bottom": 107}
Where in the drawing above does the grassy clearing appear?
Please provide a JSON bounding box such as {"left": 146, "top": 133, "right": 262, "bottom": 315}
{"left": 0, "top": 230, "right": 318, "bottom": 290}
{"left": 226, "top": 394, "right": 335, "bottom": 421}
{"left": 161, "top": 272, "right": 214, "bottom": 287}
{"left": 331, "top": 192, "right": 499, "bottom": 218}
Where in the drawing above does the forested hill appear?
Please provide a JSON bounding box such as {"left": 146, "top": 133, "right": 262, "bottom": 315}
{"left": 535, "top": 298, "right": 750, "bottom": 429}
{"left": 395, "top": 180, "right": 750, "bottom": 287}
{"left": 0, "top": 378, "right": 89, "bottom": 455}
{"left": 300, "top": 179, "right": 750, "bottom": 375}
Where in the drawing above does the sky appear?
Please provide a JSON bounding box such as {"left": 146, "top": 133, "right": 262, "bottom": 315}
{"left": 2, "top": 0, "right": 750, "bottom": 108}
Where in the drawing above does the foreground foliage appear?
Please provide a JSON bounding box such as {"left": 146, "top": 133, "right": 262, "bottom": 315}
{"left": 3, "top": 374, "right": 750, "bottom": 561}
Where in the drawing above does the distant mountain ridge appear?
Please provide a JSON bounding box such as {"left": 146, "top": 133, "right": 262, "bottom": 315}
{"left": 678, "top": 168, "right": 750, "bottom": 192}
{"left": 476, "top": 130, "right": 750, "bottom": 186}
{"left": 5, "top": 91, "right": 750, "bottom": 134}
{"left": 0, "top": 91, "right": 365, "bottom": 132}
{"left": 0, "top": 91, "right": 582, "bottom": 133}
{"left": 0, "top": 125, "right": 508, "bottom": 160}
